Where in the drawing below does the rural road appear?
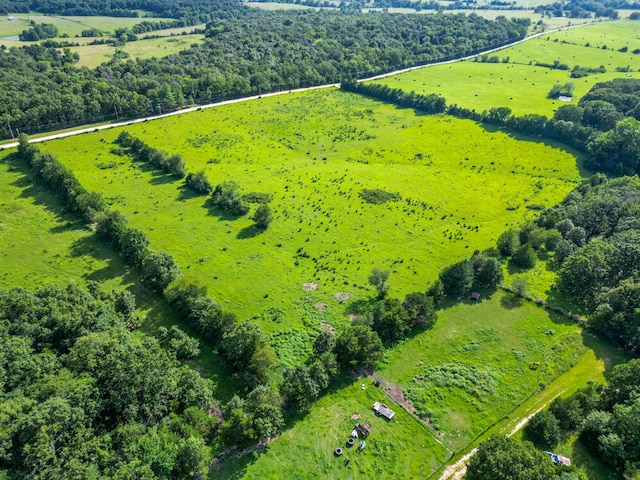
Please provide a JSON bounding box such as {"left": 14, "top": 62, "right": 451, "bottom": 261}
{"left": 0, "top": 19, "right": 598, "bottom": 151}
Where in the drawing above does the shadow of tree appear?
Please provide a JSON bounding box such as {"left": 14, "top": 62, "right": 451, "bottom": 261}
{"left": 237, "top": 225, "right": 262, "bottom": 239}
{"left": 501, "top": 293, "right": 523, "bottom": 309}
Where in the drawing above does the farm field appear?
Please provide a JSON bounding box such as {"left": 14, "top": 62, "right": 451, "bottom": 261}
{"left": 0, "top": 13, "right": 206, "bottom": 66}
{"left": 0, "top": 150, "right": 236, "bottom": 399}
{"left": 372, "top": 20, "right": 640, "bottom": 117}
{"left": 40, "top": 88, "right": 583, "bottom": 344}
{"left": 0, "top": 13, "right": 170, "bottom": 41}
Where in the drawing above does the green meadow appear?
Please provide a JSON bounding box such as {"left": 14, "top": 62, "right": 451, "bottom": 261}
{"left": 0, "top": 13, "right": 170, "bottom": 41}
{"left": 41, "top": 89, "right": 582, "bottom": 344}
{"left": 376, "top": 291, "right": 591, "bottom": 451}
{"left": 0, "top": 151, "right": 236, "bottom": 399}
{"left": 373, "top": 20, "right": 640, "bottom": 117}
{"left": 226, "top": 379, "right": 449, "bottom": 479}
{"left": 70, "top": 32, "right": 206, "bottom": 68}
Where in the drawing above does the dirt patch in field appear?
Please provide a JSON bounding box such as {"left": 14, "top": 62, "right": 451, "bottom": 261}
{"left": 303, "top": 282, "right": 318, "bottom": 292}
{"left": 370, "top": 374, "right": 420, "bottom": 419}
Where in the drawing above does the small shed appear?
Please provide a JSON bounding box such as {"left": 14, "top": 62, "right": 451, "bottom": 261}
{"left": 372, "top": 402, "right": 395, "bottom": 420}
{"left": 355, "top": 422, "right": 372, "bottom": 438}
{"left": 470, "top": 292, "right": 480, "bottom": 301}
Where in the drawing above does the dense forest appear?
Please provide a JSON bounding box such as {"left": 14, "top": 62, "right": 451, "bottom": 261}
{"left": 0, "top": 11, "right": 528, "bottom": 138}
{"left": 0, "top": 284, "right": 219, "bottom": 478}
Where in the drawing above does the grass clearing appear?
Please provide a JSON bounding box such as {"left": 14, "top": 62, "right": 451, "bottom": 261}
{"left": 40, "top": 89, "right": 582, "bottom": 349}
{"left": 372, "top": 20, "right": 640, "bottom": 117}
{"left": 70, "top": 33, "right": 206, "bottom": 68}
{"left": 245, "top": 1, "right": 322, "bottom": 10}
{"left": 0, "top": 13, "right": 171, "bottom": 42}
{"left": 223, "top": 376, "right": 450, "bottom": 479}
{"left": 376, "top": 291, "right": 592, "bottom": 451}
{"left": 0, "top": 151, "right": 236, "bottom": 400}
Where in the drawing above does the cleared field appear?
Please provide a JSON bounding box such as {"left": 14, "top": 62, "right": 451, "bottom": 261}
{"left": 373, "top": 20, "right": 640, "bottom": 117}
{"left": 0, "top": 13, "right": 170, "bottom": 40}
{"left": 238, "top": 293, "right": 627, "bottom": 479}
{"left": 40, "top": 89, "right": 583, "bottom": 345}
{"left": 0, "top": 151, "right": 236, "bottom": 399}
{"left": 71, "top": 33, "right": 206, "bottom": 68}
{"left": 222, "top": 377, "right": 450, "bottom": 479}
{"left": 245, "top": 1, "right": 321, "bottom": 9}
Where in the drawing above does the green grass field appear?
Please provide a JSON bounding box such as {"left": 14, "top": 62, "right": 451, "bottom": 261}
{"left": 219, "top": 377, "right": 450, "bottom": 479}
{"left": 70, "top": 32, "right": 206, "bottom": 68}
{"left": 0, "top": 151, "right": 237, "bottom": 399}
{"left": 376, "top": 291, "right": 591, "bottom": 451}
{"left": 0, "top": 13, "right": 170, "bottom": 40}
{"left": 0, "top": 13, "right": 204, "bottom": 67}
{"left": 39, "top": 89, "right": 582, "bottom": 348}
{"left": 372, "top": 20, "right": 640, "bottom": 117}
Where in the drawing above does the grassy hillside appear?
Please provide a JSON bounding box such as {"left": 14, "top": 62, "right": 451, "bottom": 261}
{"left": 372, "top": 20, "right": 640, "bottom": 117}
{"left": 40, "top": 89, "right": 582, "bottom": 343}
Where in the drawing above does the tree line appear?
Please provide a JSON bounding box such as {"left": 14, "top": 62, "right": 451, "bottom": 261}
{"left": 0, "top": 11, "right": 528, "bottom": 138}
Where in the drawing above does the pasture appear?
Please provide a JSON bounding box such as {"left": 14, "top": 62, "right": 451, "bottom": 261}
{"left": 40, "top": 89, "right": 582, "bottom": 346}
{"left": 372, "top": 20, "right": 640, "bottom": 117}
{"left": 70, "top": 32, "right": 206, "bottom": 68}
{"left": 0, "top": 13, "right": 205, "bottom": 67}
{"left": 0, "top": 150, "right": 236, "bottom": 399}
{"left": 0, "top": 13, "right": 170, "bottom": 42}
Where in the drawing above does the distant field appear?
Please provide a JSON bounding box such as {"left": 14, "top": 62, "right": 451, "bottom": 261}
{"left": 0, "top": 150, "right": 236, "bottom": 399}
{"left": 0, "top": 13, "right": 170, "bottom": 40}
{"left": 245, "top": 1, "right": 321, "bottom": 9}
{"left": 372, "top": 20, "right": 640, "bottom": 117}
{"left": 40, "top": 89, "right": 582, "bottom": 350}
{"left": 71, "top": 32, "right": 206, "bottom": 68}
{"left": 0, "top": 14, "right": 205, "bottom": 66}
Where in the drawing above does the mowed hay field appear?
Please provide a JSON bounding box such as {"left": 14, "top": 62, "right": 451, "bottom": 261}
{"left": 41, "top": 89, "right": 583, "bottom": 341}
{"left": 0, "top": 151, "right": 236, "bottom": 397}
{"left": 373, "top": 20, "right": 640, "bottom": 117}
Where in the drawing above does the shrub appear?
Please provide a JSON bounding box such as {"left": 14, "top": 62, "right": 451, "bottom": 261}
{"left": 359, "top": 188, "right": 401, "bottom": 204}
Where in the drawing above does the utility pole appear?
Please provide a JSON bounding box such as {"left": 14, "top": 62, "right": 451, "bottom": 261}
{"left": 114, "top": 105, "right": 119, "bottom": 121}
{"left": 7, "top": 120, "right": 14, "bottom": 139}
